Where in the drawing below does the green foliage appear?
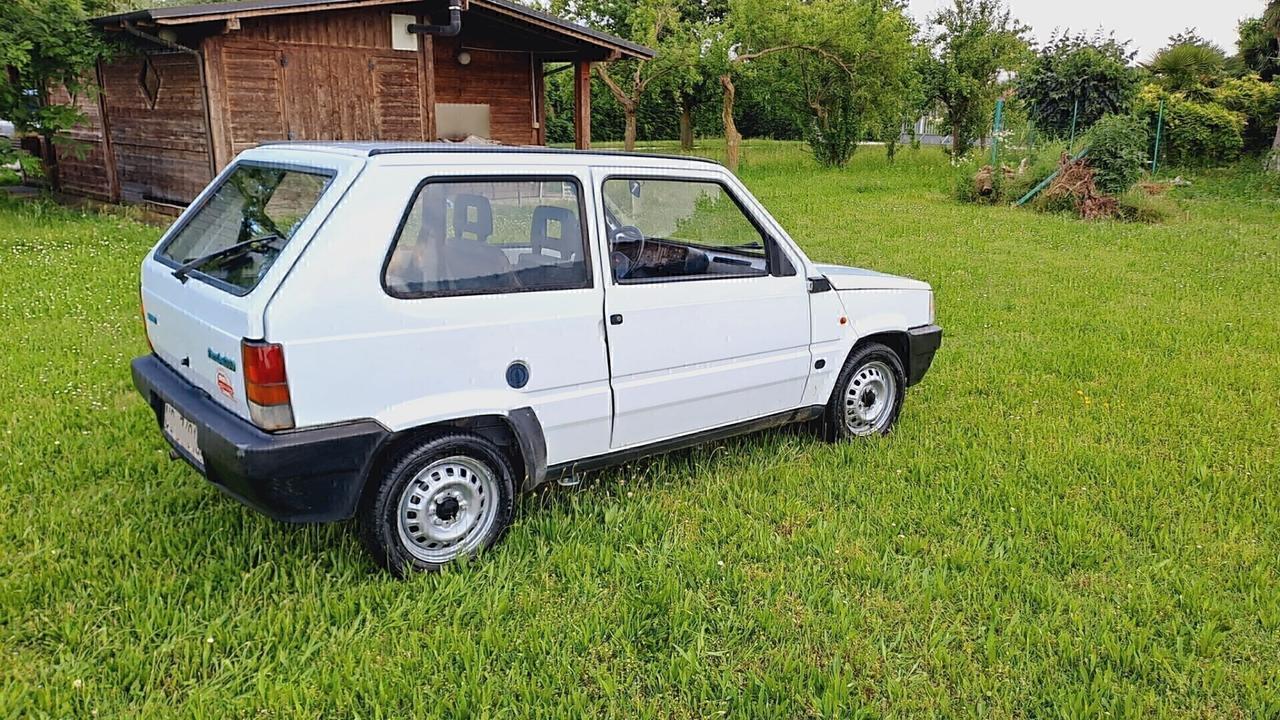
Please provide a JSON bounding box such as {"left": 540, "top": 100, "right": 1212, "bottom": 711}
{"left": 1138, "top": 85, "right": 1246, "bottom": 167}
{"left": 1235, "top": 16, "right": 1279, "bottom": 82}
{"left": 924, "top": 0, "right": 1031, "bottom": 159}
{"left": 1211, "top": 76, "right": 1280, "bottom": 153}
{"left": 1086, "top": 114, "right": 1149, "bottom": 194}
{"left": 804, "top": 95, "right": 860, "bottom": 167}
{"left": 0, "top": 0, "right": 115, "bottom": 184}
{"left": 1146, "top": 42, "right": 1229, "bottom": 97}
{"left": 1015, "top": 30, "right": 1140, "bottom": 138}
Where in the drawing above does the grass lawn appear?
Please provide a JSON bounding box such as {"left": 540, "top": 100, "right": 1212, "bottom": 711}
{"left": 2, "top": 142, "right": 1279, "bottom": 718}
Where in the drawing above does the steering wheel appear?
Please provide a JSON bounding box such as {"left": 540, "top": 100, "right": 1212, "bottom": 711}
{"left": 610, "top": 225, "right": 646, "bottom": 280}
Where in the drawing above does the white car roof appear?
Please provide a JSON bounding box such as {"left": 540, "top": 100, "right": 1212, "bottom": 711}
{"left": 243, "top": 141, "right": 725, "bottom": 173}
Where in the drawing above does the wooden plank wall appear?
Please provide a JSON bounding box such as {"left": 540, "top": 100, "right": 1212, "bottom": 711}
{"left": 211, "top": 7, "right": 428, "bottom": 157}
{"left": 433, "top": 35, "right": 537, "bottom": 144}
{"left": 48, "top": 83, "right": 114, "bottom": 200}
{"left": 100, "top": 53, "right": 212, "bottom": 204}
{"left": 56, "top": 5, "right": 549, "bottom": 205}
{"left": 210, "top": 6, "right": 539, "bottom": 164}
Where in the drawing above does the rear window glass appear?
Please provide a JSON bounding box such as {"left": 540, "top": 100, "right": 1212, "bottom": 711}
{"left": 158, "top": 164, "right": 331, "bottom": 293}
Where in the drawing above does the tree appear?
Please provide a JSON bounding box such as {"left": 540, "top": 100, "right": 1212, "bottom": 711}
{"left": 923, "top": 0, "right": 1030, "bottom": 158}
{"left": 1145, "top": 41, "right": 1229, "bottom": 98}
{"left": 779, "top": 0, "right": 919, "bottom": 167}
{"left": 553, "top": 0, "right": 692, "bottom": 151}
{"left": 1015, "top": 30, "right": 1140, "bottom": 138}
{"left": 1267, "top": 0, "right": 1280, "bottom": 169}
{"left": 1236, "top": 16, "right": 1278, "bottom": 82}
{"left": 0, "top": 0, "right": 114, "bottom": 187}
{"left": 717, "top": 0, "right": 904, "bottom": 170}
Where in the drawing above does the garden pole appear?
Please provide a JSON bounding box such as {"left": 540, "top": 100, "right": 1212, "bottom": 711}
{"left": 1068, "top": 98, "right": 1079, "bottom": 148}
{"left": 1152, "top": 98, "right": 1165, "bottom": 176}
{"left": 991, "top": 99, "right": 1004, "bottom": 167}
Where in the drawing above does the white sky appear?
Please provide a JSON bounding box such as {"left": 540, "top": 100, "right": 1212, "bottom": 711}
{"left": 907, "top": 0, "right": 1265, "bottom": 59}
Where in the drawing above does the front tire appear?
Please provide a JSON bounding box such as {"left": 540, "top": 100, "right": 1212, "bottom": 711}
{"left": 359, "top": 432, "right": 516, "bottom": 576}
{"left": 825, "top": 343, "right": 906, "bottom": 441}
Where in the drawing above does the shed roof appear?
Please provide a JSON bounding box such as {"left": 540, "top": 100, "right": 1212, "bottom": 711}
{"left": 93, "top": 0, "right": 654, "bottom": 59}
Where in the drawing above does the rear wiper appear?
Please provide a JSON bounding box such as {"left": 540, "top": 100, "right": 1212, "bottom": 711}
{"left": 172, "top": 235, "right": 281, "bottom": 282}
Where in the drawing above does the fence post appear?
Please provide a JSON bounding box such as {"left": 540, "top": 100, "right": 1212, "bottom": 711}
{"left": 1152, "top": 98, "right": 1165, "bottom": 176}
{"left": 990, "top": 98, "right": 1004, "bottom": 167}
{"left": 1068, "top": 97, "right": 1080, "bottom": 148}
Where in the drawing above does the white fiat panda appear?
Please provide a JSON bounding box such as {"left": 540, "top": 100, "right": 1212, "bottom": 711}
{"left": 133, "top": 143, "right": 941, "bottom": 575}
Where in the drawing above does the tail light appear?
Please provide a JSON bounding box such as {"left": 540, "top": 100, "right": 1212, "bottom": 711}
{"left": 241, "top": 339, "right": 295, "bottom": 431}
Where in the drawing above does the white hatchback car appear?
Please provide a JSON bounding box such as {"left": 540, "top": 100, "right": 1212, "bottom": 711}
{"left": 133, "top": 143, "right": 941, "bottom": 575}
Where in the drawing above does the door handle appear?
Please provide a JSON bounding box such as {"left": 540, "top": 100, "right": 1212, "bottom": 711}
{"left": 609, "top": 314, "right": 624, "bottom": 326}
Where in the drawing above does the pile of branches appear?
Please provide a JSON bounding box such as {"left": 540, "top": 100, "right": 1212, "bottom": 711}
{"left": 1042, "top": 153, "right": 1117, "bottom": 220}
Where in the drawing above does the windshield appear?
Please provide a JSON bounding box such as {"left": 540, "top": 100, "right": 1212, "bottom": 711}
{"left": 158, "top": 164, "right": 331, "bottom": 293}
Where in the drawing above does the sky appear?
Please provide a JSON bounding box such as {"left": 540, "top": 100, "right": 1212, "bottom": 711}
{"left": 906, "top": 0, "right": 1266, "bottom": 59}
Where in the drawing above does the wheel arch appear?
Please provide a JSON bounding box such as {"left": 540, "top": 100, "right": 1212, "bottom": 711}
{"left": 849, "top": 330, "right": 910, "bottom": 375}
{"left": 361, "top": 408, "right": 548, "bottom": 503}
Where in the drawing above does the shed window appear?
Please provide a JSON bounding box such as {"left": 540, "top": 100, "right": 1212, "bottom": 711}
{"left": 138, "top": 55, "right": 161, "bottom": 109}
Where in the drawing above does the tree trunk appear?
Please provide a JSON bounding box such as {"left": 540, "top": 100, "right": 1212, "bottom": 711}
{"left": 1269, "top": 114, "right": 1280, "bottom": 172}
{"left": 721, "top": 73, "right": 741, "bottom": 172}
{"left": 679, "top": 101, "right": 694, "bottom": 151}
{"left": 623, "top": 107, "right": 637, "bottom": 152}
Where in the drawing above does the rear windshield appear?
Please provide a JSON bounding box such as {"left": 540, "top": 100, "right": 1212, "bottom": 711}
{"left": 157, "top": 163, "right": 332, "bottom": 294}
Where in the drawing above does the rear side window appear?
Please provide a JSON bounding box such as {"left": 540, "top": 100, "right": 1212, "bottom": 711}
{"left": 158, "top": 164, "right": 331, "bottom": 294}
{"left": 383, "top": 178, "right": 590, "bottom": 298}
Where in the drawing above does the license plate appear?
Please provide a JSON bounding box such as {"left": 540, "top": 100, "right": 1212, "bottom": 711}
{"left": 163, "top": 403, "right": 204, "bottom": 466}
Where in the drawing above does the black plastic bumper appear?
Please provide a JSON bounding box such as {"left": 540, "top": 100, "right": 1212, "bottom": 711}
{"left": 906, "top": 324, "right": 942, "bottom": 386}
{"left": 131, "top": 355, "right": 390, "bottom": 523}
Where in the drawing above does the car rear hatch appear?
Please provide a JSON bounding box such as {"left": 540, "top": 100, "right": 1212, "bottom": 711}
{"left": 140, "top": 147, "right": 363, "bottom": 424}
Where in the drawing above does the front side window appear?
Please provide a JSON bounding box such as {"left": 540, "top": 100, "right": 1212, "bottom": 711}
{"left": 158, "top": 164, "right": 330, "bottom": 293}
{"left": 603, "top": 178, "right": 782, "bottom": 283}
{"left": 384, "top": 178, "right": 590, "bottom": 297}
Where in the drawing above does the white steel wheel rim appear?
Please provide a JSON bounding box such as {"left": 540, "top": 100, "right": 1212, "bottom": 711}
{"left": 845, "top": 360, "right": 897, "bottom": 436}
{"left": 396, "top": 455, "right": 498, "bottom": 564}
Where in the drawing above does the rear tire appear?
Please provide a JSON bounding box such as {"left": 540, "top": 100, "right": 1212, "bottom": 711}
{"left": 359, "top": 432, "right": 516, "bottom": 576}
{"left": 824, "top": 342, "right": 906, "bottom": 441}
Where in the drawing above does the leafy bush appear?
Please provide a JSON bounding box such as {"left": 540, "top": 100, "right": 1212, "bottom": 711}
{"left": 804, "top": 95, "right": 861, "bottom": 168}
{"left": 1211, "top": 76, "right": 1280, "bottom": 153}
{"left": 1136, "top": 86, "right": 1245, "bottom": 167}
{"left": 1086, "top": 114, "right": 1149, "bottom": 194}
{"left": 1016, "top": 31, "right": 1140, "bottom": 137}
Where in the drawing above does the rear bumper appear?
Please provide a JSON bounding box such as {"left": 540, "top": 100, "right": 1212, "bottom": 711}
{"left": 131, "top": 355, "right": 389, "bottom": 523}
{"left": 906, "top": 324, "right": 942, "bottom": 386}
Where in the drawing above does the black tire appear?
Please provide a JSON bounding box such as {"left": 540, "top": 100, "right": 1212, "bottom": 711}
{"left": 824, "top": 342, "right": 907, "bottom": 442}
{"left": 358, "top": 432, "right": 516, "bottom": 576}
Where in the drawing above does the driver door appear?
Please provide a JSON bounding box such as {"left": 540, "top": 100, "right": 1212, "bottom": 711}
{"left": 596, "top": 170, "right": 812, "bottom": 450}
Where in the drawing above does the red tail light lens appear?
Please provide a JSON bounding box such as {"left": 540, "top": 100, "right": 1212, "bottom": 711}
{"left": 241, "top": 339, "right": 294, "bottom": 430}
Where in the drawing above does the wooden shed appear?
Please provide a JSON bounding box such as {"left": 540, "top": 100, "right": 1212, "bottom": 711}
{"left": 57, "top": 0, "right": 651, "bottom": 207}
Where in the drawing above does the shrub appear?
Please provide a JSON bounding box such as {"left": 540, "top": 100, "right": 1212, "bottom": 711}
{"left": 1135, "top": 85, "right": 1245, "bottom": 167}
{"left": 1212, "top": 76, "right": 1280, "bottom": 153}
{"left": 1016, "top": 31, "right": 1140, "bottom": 138}
{"left": 1086, "top": 114, "right": 1149, "bottom": 194}
{"left": 805, "top": 96, "right": 861, "bottom": 168}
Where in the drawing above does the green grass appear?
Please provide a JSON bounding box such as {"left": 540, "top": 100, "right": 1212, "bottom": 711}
{"left": 3, "top": 142, "right": 1279, "bottom": 718}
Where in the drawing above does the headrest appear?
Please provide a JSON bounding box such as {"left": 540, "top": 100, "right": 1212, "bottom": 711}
{"left": 530, "top": 205, "right": 580, "bottom": 259}
{"left": 451, "top": 193, "right": 493, "bottom": 242}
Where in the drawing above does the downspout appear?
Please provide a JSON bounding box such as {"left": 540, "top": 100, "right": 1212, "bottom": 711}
{"left": 409, "top": 1, "right": 463, "bottom": 37}
{"left": 123, "top": 21, "right": 218, "bottom": 181}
